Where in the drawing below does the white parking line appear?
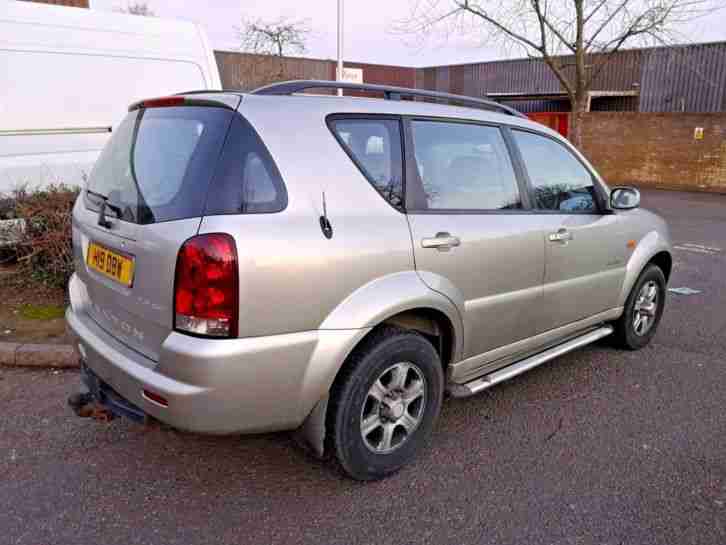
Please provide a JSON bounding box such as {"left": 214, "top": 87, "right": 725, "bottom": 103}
{"left": 674, "top": 243, "right": 721, "bottom": 255}
{"left": 668, "top": 287, "right": 702, "bottom": 295}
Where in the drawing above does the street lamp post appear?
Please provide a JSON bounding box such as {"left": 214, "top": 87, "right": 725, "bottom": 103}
{"left": 337, "top": 0, "right": 343, "bottom": 96}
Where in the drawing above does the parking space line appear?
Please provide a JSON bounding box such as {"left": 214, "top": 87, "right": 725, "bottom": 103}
{"left": 674, "top": 243, "right": 721, "bottom": 255}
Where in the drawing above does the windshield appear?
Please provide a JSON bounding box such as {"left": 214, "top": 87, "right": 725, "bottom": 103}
{"left": 85, "top": 106, "right": 233, "bottom": 224}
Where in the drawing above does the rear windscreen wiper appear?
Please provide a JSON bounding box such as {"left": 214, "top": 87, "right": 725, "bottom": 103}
{"left": 87, "top": 189, "right": 123, "bottom": 227}
{"left": 87, "top": 190, "right": 122, "bottom": 214}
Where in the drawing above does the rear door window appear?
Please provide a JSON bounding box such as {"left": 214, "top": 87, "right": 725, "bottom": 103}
{"left": 409, "top": 120, "right": 522, "bottom": 211}
{"left": 329, "top": 118, "right": 404, "bottom": 210}
{"left": 85, "top": 106, "right": 233, "bottom": 224}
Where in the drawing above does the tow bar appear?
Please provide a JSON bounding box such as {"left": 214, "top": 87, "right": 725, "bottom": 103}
{"left": 69, "top": 362, "right": 151, "bottom": 424}
{"left": 68, "top": 392, "right": 115, "bottom": 421}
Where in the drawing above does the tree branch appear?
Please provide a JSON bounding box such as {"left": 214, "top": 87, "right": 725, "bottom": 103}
{"left": 585, "top": 0, "right": 632, "bottom": 51}
{"left": 583, "top": 0, "right": 610, "bottom": 24}
{"left": 238, "top": 16, "right": 310, "bottom": 56}
{"left": 585, "top": 2, "right": 682, "bottom": 87}
{"left": 535, "top": 0, "right": 577, "bottom": 53}
{"left": 456, "top": 1, "right": 545, "bottom": 54}
{"left": 532, "top": 0, "right": 575, "bottom": 98}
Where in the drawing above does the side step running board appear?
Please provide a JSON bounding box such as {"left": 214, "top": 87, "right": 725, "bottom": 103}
{"left": 449, "top": 325, "right": 613, "bottom": 398}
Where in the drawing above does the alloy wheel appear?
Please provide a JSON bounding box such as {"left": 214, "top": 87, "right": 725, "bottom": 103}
{"left": 633, "top": 280, "right": 659, "bottom": 336}
{"left": 360, "top": 362, "right": 426, "bottom": 454}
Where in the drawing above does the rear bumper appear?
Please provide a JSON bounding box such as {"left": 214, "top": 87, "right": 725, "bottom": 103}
{"left": 66, "top": 275, "right": 369, "bottom": 434}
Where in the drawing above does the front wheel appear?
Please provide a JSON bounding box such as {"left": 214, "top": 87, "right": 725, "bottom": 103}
{"left": 326, "top": 326, "right": 444, "bottom": 481}
{"left": 612, "top": 263, "right": 666, "bottom": 350}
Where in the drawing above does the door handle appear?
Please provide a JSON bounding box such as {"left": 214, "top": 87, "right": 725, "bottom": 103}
{"left": 422, "top": 232, "right": 461, "bottom": 251}
{"left": 548, "top": 228, "right": 573, "bottom": 244}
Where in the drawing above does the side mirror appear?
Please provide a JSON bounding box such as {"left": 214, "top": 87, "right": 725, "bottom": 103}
{"left": 610, "top": 186, "right": 640, "bottom": 210}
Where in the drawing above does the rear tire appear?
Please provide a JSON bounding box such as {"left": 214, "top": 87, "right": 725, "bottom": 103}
{"left": 326, "top": 326, "right": 443, "bottom": 481}
{"left": 612, "top": 263, "right": 666, "bottom": 350}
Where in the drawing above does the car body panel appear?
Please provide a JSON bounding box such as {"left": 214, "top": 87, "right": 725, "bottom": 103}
{"left": 408, "top": 214, "right": 545, "bottom": 360}
{"left": 537, "top": 212, "right": 628, "bottom": 331}
{"left": 449, "top": 306, "right": 623, "bottom": 383}
{"left": 616, "top": 209, "right": 672, "bottom": 306}
{"left": 67, "top": 274, "right": 369, "bottom": 433}
{"left": 71, "top": 199, "right": 201, "bottom": 362}
{"left": 318, "top": 271, "right": 459, "bottom": 327}
{"left": 197, "top": 156, "right": 415, "bottom": 337}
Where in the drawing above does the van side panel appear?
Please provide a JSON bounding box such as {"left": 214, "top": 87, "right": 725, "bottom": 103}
{"left": 194, "top": 23, "right": 223, "bottom": 89}
{"left": 0, "top": 2, "right": 220, "bottom": 193}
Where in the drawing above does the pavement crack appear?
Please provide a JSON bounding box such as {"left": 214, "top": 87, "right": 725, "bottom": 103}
{"left": 544, "top": 417, "right": 563, "bottom": 442}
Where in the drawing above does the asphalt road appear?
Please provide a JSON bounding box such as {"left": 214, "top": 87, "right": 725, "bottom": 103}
{"left": 1, "top": 189, "right": 724, "bottom": 545}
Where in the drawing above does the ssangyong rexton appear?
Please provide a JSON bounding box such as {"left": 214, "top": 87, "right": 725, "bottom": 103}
{"left": 67, "top": 81, "right": 672, "bottom": 480}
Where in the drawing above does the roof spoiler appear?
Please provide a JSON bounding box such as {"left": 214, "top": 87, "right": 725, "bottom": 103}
{"left": 129, "top": 93, "right": 240, "bottom": 112}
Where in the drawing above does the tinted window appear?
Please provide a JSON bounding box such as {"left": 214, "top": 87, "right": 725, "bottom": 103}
{"left": 204, "top": 115, "right": 287, "bottom": 215}
{"left": 513, "top": 130, "right": 597, "bottom": 212}
{"left": 410, "top": 121, "right": 521, "bottom": 211}
{"left": 330, "top": 118, "right": 404, "bottom": 210}
{"left": 85, "top": 106, "right": 232, "bottom": 224}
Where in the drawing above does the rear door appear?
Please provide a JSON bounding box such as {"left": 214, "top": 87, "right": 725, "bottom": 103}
{"left": 404, "top": 118, "right": 545, "bottom": 369}
{"left": 509, "top": 129, "right": 627, "bottom": 332}
{"left": 72, "top": 104, "right": 234, "bottom": 362}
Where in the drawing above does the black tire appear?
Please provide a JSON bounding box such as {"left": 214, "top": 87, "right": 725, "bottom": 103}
{"left": 326, "top": 326, "right": 444, "bottom": 481}
{"left": 612, "top": 263, "right": 666, "bottom": 350}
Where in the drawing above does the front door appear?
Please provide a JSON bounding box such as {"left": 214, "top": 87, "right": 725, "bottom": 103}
{"left": 509, "top": 129, "right": 628, "bottom": 332}
{"left": 405, "top": 119, "right": 544, "bottom": 365}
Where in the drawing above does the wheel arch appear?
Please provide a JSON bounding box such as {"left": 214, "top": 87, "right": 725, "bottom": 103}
{"left": 307, "top": 297, "right": 463, "bottom": 418}
{"left": 296, "top": 272, "right": 464, "bottom": 457}
{"left": 649, "top": 250, "right": 672, "bottom": 282}
{"left": 618, "top": 230, "right": 672, "bottom": 307}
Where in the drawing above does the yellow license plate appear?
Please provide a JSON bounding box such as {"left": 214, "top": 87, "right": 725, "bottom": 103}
{"left": 87, "top": 242, "right": 135, "bottom": 287}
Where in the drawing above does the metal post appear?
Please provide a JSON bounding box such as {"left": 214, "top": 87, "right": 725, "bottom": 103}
{"left": 337, "top": 0, "right": 343, "bottom": 96}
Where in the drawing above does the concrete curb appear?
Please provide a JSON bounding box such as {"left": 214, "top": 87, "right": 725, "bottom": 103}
{"left": 0, "top": 341, "right": 79, "bottom": 369}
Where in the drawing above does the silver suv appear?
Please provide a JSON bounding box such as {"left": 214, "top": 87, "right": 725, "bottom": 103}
{"left": 67, "top": 80, "right": 672, "bottom": 480}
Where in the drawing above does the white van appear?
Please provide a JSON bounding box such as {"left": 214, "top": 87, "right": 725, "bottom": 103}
{"left": 0, "top": 1, "right": 221, "bottom": 194}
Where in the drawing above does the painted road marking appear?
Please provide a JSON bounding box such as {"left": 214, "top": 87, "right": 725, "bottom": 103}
{"left": 674, "top": 243, "right": 721, "bottom": 255}
{"left": 669, "top": 287, "right": 702, "bottom": 295}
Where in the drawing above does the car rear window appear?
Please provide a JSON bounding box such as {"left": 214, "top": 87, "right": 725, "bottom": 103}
{"left": 85, "top": 106, "right": 233, "bottom": 224}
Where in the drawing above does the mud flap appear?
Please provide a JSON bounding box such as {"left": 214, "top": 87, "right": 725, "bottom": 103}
{"left": 292, "top": 396, "right": 328, "bottom": 458}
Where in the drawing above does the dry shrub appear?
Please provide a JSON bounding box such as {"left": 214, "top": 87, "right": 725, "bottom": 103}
{"left": 12, "top": 184, "right": 79, "bottom": 288}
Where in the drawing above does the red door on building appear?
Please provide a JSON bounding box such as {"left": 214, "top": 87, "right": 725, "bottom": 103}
{"left": 526, "top": 112, "right": 569, "bottom": 138}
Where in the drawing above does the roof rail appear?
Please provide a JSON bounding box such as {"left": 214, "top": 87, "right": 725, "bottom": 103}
{"left": 251, "top": 80, "right": 527, "bottom": 119}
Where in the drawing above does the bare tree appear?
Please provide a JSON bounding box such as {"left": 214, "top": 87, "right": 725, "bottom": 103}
{"left": 238, "top": 17, "right": 311, "bottom": 57}
{"left": 400, "top": 0, "right": 716, "bottom": 147}
{"left": 116, "top": 2, "right": 155, "bottom": 16}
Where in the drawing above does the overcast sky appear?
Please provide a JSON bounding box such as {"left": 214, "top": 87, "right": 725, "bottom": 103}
{"left": 91, "top": 0, "right": 726, "bottom": 67}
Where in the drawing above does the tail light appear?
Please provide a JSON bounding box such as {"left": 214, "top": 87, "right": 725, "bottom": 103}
{"left": 174, "top": 234, "right": 238, "bottom": 338}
